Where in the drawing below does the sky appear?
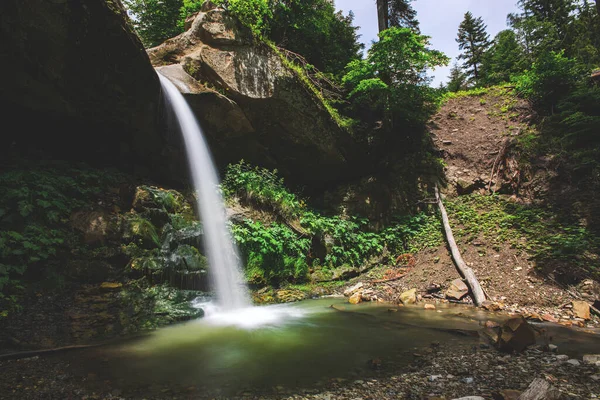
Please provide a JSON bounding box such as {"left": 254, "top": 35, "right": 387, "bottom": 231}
{"left": 335, "top": 0, "right": 520, "bottom": 86}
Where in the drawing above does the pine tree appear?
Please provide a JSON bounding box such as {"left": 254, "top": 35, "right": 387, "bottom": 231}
{"left": 508, "top": 0, "right": 576, "bottom": 59}
{"left": 456, "top": 12, "right": 491, "bottom": 83}
{"left": 376, "top": 0, "right": 419, "bottom": 32}
{"left": 480, "top": 30, "right": 528, "bottom": 85}
{"left": 447, "top": 62, "right": 467, "bottom": 92}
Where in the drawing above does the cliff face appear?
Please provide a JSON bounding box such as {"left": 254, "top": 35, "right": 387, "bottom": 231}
{"left": 0, "top": 0, "right": 357, "bottom": 189}
{"left": 0, "top": 0, "right": 174, "bottom": 179}
{"left": 149, "top": 5, "right": 359, "bottom": 188}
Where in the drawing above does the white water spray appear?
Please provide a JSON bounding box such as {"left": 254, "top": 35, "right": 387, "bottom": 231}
{"left": 158, "top": 73, "right": 250, "bottom": 310}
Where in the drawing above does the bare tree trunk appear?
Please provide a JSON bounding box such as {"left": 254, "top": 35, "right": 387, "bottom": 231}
{"left": 596, "top": 0, "right": 600, "bottom": 16}
{"left": 377, "top": 0, "right": 388, "bottom": 32}
{"left": 435, "top": 187, "right": 486, "bottom": 306}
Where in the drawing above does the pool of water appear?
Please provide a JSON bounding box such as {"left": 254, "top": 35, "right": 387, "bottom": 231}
{"left": 63, "top": 298, "right": 600, "bottom": 397}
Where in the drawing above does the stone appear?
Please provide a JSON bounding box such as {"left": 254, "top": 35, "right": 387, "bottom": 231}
{"left": 583, "top": 354, "right": 600, "bottom": 364}
{"left": 344, "top": 282, "right": 364, "bottom": 297}
{"left": 519, "top": 378, "right": 562, "bottom": 400}
{"left": 547, "top": 344, "right": 558, "bottom": 352}
{"left": 428, "top": 375, "right": 443, "bottom": 382}
{"left": 485, "top": 320, "right": 500, "bottom": 328}
{"left": 360, "top": 290, "right": 376, "bottom": 302}
{"left": 492, "top": 389, "right": 522, "bottom": 400}
{"left": 555, "top": 354, "right": 569, "bottom": 361}
{"left": 461, "top": 377, "right": 474, "bottom": 384}
{"left": 541, "top": 314, "right": 558, "bottom": 323}
{"left": 424, "top": 304, "right": 436, "bottom": 310}
{"left": 453, "top": 398, "right": 484, "bottom": 400}
{"left": 400, "top": 289, "right": 417, "bottom": 305}
{"left": 572, "top": 301, "right": 591, "bottom": 320}
{"left": 446, "top": 279, "right": 469, "bottom": 300}
{"left": 348, "top": 292, "right": 362, "bottom": 305}
{"left": 566, "top": 359, "right": 580, "bottom": 366}
{"left": 497, "top": 317, "right": 536, "bottom": 353}
{"left": 524, "top": 312, "right": 543, "bottom": 322}
{"left": 482, "top": 301, "right": 502, "bottom": 311}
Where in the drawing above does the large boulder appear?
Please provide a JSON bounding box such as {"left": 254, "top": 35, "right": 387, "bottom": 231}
{"left": 148, "top": 6, "right": 359, "bottom": 188}
{"left": 0, "top": 0, "right": 177, "bottom": 180}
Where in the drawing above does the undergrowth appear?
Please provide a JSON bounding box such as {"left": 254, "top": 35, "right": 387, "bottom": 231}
{"left": 446, "top": 193, "right": 600, "bottom": 281}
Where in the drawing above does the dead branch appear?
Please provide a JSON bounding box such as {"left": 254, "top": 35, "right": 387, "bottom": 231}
{"left": 435, "top": 186, "right": 486, "bottom": 306}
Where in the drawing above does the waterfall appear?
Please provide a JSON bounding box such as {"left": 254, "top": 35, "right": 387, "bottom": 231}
{"left": 158, "top": 73, "right": 251, "bottom": 311}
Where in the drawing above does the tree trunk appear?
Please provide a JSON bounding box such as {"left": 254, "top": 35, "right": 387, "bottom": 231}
{"left": 377, "top": 0, "right": 388, "bottom": 32}
{"left": 435, "top": 187, "right": 486, "bottom": 306}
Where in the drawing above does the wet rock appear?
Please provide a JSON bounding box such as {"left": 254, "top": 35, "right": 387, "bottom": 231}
{"left": 482, "top": 301, "right": 503, "bottom": 311}
{"left": 275, "top": 289, "right": 307, "bottom": 303}
{"left": 343, "top": 282, "right": 364, "bottom": 297}
{"left": 583, "top": 354, "right": 600, "bottom": 364}
{"left": 349, "top": 292, "right": 363, "bottom": 305}
{"left": 541, "top": 314, "right": 558, "bottom": 323}
{"left": 400, "top": 289, "right": 417, "bottom": 305}
{"left": 546, "top": 344, "right": 558, "bottom": 352}
{"left": 572, "top": 301, "right": 591, "bottom": 320}
{"left": 524, "top": 312, "right": 543, "bottom": 322}
{"left": 485, "top": 320, "right": 500, "bottom": 328}
{"left": 497, "top": 317, "right": 536, "bottom": 353}
{"left": 453, "top": 397, "right": 484, "bottom": 400}
{"left": 446, "top": 279, "right": 469, "bottom": 300}
{"left": 519, "top": 378, "right": 562, "bottom": 400}
{"left": 424, "top": 304, "right": 436, "bottom": 310}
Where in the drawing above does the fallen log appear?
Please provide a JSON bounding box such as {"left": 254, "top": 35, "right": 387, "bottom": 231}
{"left": 435, "top": 186, "right": 486, "bottom": 306}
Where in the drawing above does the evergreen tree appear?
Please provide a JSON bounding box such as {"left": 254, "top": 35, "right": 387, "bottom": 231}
{"left": 480, "top": 30, "right": 528, "bottom": 85}
{"left": 376, "top": 0, "right": 419, "bottom": 32}
{"left": 447, "top": 62, "right": 467, "bottom": 92}
{"left": 508, "top": 0, "right": 576, "bottom": 60}
{"left": 456, "top": 12, "right": 491, "bottom": 83}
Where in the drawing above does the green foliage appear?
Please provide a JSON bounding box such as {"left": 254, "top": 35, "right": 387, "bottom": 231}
{"left": 224, "top": 163, "right": 443, "bottom": 285}
{"left": 456, "top": 11, "right": 491, "bottom": 83}
{"left": 0, "top": 164, "right": 125, "bottom": 316}
{"left": 447, "top": 62, "right": 468, "bottom": 93}
{"left": 222, "top": 161, "right": 304, "bottom": 220}
{"left": 480, "top": 30, "right": 529, "bottom": 86}
{"left": 446, "top": 194, "right": 600, "bottom": 279}
{"left": 214, "top": 0, "right": 272, "bottom": 37}
{"left": 513, "top": 51, "right": 582, "bottom": 112}
{"left": 178, "top": 0, "right": 204, "bottom": 29}
{"left": 269, "top": 0, "right": 363, "bottom": 76}
{"left": 342, "top": 27, "right": 448, "bottom": 147}
{"left": 123, "top": 0, "right": 185, "bottom": 47}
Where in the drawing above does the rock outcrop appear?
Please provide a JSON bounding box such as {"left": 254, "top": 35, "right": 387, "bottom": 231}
{"left": 0, "top": 0, "right": 177, "bottom": 180}
{"left": 149, "top": 5, "right": 358, "bottom": 188}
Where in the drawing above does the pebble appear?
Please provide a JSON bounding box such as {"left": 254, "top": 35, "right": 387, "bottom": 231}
{"left": 566, "top": 359, "right": 581, "bottom": 366}
{"left": 556, "top": 355, "right": 569, "bottom": 361}
{"left": 547, "top": 344, "right": 558, "bottom": 352}
{"left": 428, "top": 375, "right": 443, "bottom": 382}
{"left": 461, "top": 377, "right": 474, "bottom": 384}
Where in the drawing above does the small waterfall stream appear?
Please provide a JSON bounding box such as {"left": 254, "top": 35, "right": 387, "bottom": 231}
{"left": 158, "top": 73, "right": 251, "bottom": 311}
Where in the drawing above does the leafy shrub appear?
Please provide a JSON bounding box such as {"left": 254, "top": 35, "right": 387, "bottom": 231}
{"left": 222, "top": 161, "right": 304, "bottom": 220}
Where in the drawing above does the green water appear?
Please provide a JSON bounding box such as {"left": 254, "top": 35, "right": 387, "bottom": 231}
{"left": 66, "top": 298, "right": 600, "bottom": 397}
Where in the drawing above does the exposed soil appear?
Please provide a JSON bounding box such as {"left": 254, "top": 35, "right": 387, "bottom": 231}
{"left": 344, "top": 90, "right": 600, "bottom": 326}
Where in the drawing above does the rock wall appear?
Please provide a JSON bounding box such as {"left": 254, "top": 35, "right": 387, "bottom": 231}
{"left": 0, "top": 0, "right": 177, "bottom": 181}
{"left": 149, "top": 6, "right": 359, "bottom": 188}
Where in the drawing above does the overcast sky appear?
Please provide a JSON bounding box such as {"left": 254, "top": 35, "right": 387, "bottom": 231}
{"left": 335, "top": 0, "right": 520, "bottom": 86}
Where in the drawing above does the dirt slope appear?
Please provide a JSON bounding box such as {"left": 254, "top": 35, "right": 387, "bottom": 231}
{"left": 364, "top": 88, "right": 599, "bottom": 324}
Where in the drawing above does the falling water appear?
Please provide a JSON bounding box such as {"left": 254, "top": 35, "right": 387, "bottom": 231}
{"left": 158, "top": 73, "right": 251, "bottom": 310}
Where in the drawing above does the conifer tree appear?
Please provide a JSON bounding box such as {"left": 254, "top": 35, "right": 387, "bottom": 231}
{"left": 447, "top": 62, "right": 467, "bottom": 92}
{"left": 376, "top": 0, "right": 419, "bottom": 32}
{"left": 480, "top": 30, "right": 528, "bottom": 85}
{"left": 456, "top": 12, "right": 491, "bottom": 83}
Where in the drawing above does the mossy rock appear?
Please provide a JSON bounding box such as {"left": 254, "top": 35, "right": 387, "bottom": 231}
{"left": 275, "top": 289, "right": 308, "bottom": 303}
